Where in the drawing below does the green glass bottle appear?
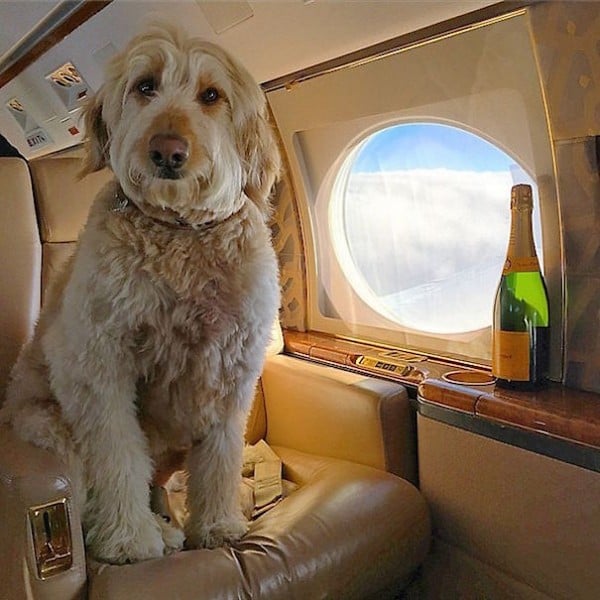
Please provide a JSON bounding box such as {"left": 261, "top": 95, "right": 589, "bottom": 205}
{"left": 492, "top": 184, "right": 549, "bottom": 390}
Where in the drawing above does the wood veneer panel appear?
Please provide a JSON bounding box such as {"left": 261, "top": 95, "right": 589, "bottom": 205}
{"left": 283, "top": 331, "right": 314, "bottom": 356}
{"left": 418, "top": 379, "right": 479, "bottom": 415}
{"left": 477, "top": 384, "right": 600, "bottom": 448}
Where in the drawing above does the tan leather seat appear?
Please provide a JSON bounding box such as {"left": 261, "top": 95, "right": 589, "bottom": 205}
{"left": 0, "top": 155, "right": 430, "bottom": 599}
{"left": 0, "top": 158, "right": 41, "bottom": 401}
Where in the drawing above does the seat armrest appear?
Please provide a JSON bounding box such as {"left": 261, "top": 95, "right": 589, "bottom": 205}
{"left": 0, "top": 425, "right": 86, "bottom": 599}
{"left": 261, "top": 354, "right": 417, "bottom": 482}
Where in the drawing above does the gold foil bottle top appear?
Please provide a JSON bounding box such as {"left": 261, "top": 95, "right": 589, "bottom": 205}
{"left": 510, "top": 184, "right": 533, "bottom": 210}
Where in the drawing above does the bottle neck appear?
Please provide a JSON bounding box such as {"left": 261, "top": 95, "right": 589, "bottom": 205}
{"left": 503, "top": 207, "right": 538, "bottom": 274}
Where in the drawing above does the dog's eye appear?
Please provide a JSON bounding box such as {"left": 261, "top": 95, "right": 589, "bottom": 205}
{"left": 137, "top": 78, "right": 157, "bottom": 97}
{"left": 199, "top": 87, "right": 220, "bottom": 105}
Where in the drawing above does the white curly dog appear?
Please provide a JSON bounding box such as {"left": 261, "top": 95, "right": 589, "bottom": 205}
{"left": 1, "top": 23, "right": 281, "bottom": 564}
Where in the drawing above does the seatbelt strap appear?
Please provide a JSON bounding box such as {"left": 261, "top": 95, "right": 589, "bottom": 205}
{"left": 243, "top": 440, "right": 283, "bottom": 514}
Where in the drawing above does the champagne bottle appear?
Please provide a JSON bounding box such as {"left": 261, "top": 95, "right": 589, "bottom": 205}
{"left": 492, "top": 184, "right": 549, "bottom": 390}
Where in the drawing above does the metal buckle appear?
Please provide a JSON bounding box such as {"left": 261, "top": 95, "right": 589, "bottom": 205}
{"left": 29, "top": 499, "right": 73, "bottom": 579}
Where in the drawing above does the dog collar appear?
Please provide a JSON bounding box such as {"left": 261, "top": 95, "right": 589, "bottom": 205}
{"left": 112, "top": 186, "right": 240, "bottom": 232}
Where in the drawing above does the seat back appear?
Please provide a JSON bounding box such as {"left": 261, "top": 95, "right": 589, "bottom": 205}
{"left": 0, "top": 158, "right": 41, "bottom": 400}
{"left": 0, "top": 154, "right": 111, "bottom": 398}
{"left": 29, "top": 156, "right": 112, "bottom": 301}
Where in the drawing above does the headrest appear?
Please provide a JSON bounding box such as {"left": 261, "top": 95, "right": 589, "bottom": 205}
{"left": 29, "top": 157, "right": 112, "bottom": 243}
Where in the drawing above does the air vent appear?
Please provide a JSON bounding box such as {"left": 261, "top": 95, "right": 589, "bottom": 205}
{"left": 7, "top": 98, "right": 33, "bottom": 131}
{"left": 6, "top": 98, "right": 52, "bottom": 150}
{"left": 46, "top": 62, "right": 89, "bottom": 111}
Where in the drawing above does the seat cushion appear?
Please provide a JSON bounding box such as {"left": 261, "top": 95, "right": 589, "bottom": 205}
{"left": 88, "top": 448, "right": 430, "bottom": 600}
{"left": 29, "top": 157, "right": 111, "bottom": 244}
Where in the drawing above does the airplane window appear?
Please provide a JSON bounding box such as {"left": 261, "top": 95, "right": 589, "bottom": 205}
{"left": 329, "top": 122, "right": 541, "bottom": 335}
{"left": 268, "top": 10, "right": 561, "bottom": 368}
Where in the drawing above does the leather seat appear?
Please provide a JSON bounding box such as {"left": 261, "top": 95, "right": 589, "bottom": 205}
{"left": 0, "top": 155, "right": 430, "bottom": 599}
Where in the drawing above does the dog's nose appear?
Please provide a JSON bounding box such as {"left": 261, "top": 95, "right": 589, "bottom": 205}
{"left": 149, "top": 134, "right": 189, "bottom": 170}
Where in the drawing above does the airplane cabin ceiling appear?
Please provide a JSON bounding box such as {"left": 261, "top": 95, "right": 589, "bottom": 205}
{"left": 0, "top": 0, "right": 499, "bottom": 158}
{"left": 0, "top": 1, "right": 62, "bottom": 59}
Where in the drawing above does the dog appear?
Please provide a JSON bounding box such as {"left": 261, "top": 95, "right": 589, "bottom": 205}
{"left": 0, "top": 23, "right": 281, "bottom": 564}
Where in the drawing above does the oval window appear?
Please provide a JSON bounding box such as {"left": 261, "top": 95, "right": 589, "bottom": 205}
{"left": 329, "top": 122, "right": 541, "bottom": 335}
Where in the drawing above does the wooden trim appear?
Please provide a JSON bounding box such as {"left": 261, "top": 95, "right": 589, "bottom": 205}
{"left": 262, "top": 1, "right": 533, "bottom": 92}
{"left": 0, "top": 1, "right": 113, "bottom": 89}
{"left": 477, "top": 385, "right": 600, "bottom": 450}
{"left": 419, "top": 377, "right": 600, "bottom": 452}
{"left": 418, "top": 380, "right": 479, "bottom": 415}
{"left": 283, "top": 330, "right": 489, "bottom": 389}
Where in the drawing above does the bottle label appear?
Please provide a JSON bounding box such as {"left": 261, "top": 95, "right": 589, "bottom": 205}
{"left": 502, "top": 256, "right": 539, "bottom": 275}
{"left": 492, "top": 330, "right": 530, "bottom": 380}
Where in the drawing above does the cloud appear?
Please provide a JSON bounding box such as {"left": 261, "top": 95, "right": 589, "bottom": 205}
{"left": 334, "top": 168, "right": 539, "bottom": 334}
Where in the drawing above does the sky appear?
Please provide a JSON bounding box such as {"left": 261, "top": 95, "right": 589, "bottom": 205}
{"left": 352, "top": 122, "right": 517, "bottom": 174}
{"left": 333, "top": 122, "right": 540, "bottom": 334}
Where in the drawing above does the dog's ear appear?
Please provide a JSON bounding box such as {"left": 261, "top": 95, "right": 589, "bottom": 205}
{"left": 80, "top": 89, "right": 109, "bottom": 177}
{"left": 239, "top": 105, "right": 282, "bottom": 219}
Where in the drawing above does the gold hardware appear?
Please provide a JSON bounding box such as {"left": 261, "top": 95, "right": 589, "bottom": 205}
{"left": 29, "top": 499, "right": 73, "bottom": 579}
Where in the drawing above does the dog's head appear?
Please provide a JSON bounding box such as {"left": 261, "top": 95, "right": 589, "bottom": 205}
{"left": 81, "top": 23, "right": 281, "bottom": 224}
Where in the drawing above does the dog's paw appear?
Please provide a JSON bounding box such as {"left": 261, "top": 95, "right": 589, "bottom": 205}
{"left": 185, "top": 517, "right": 249, "bottom": 549}
{"left": 87, "top": 514, "right": 165, "bottom": 564}
{"left": 154, "top": 514, "right": 185, "bottom": 554}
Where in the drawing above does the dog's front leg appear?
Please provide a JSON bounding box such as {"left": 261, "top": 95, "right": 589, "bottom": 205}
{"left": 45, "top": 332, "right": 164, "bottom": 564}
{"left": 185, "top": 412, "right": 248, "bottom": 549}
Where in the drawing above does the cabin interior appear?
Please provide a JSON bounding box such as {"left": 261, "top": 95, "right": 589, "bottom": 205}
{"left": 0, "top": 1, "right": 599, "bottom": 599}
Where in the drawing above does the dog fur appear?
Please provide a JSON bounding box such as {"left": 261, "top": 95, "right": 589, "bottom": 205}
{"left": 0, "top": 24, "right": 281, "bottom": 564}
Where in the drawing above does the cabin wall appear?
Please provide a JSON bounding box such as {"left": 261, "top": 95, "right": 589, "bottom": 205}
{"left": 268, "top": 9, "right": 564, "bottom": 369}
{"left": 272, "top": 2, "right": 600, "bottom": 394}
{"left": 271, "top": 175, "right": 308, "bottom": 332}
{"left": 529, "top": 2, "right": 600, "bottom": 393}
{"left": 418, "top": 416, "right": 600, "bottom": 600}
{"left": 414, "top": 8, "right": 600, "bottom": 599}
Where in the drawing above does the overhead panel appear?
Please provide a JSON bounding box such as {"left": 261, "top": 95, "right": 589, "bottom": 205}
{"left": 0, "top": 0, "right": 499, "bottom": 159}
{"left": 195, "top": 1, "right": 253, "bottom": 35}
